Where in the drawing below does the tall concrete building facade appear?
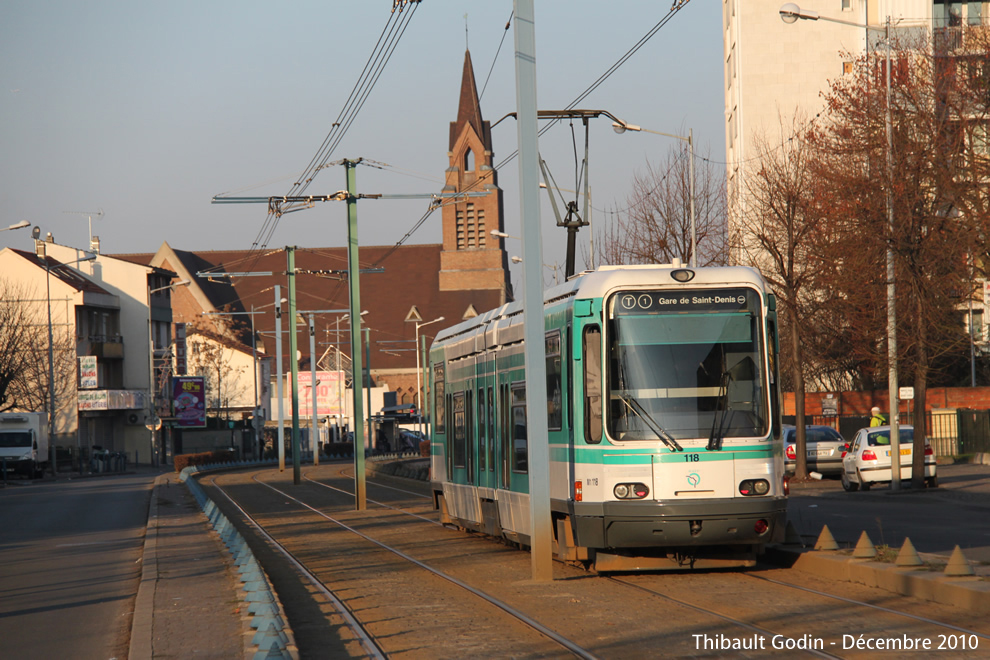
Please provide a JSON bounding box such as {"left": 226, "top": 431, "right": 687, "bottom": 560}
{"left": 722, "top": 0, "right": 933, "bottom": 260}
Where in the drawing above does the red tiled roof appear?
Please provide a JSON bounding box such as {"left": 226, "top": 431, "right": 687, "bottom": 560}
{"left": 115, "top": 243, "right": 507, "bottom": 374}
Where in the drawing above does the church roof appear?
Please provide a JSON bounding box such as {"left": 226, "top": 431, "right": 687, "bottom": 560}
{"left": 113, "top": 243, "right": 507, "bottom": 375}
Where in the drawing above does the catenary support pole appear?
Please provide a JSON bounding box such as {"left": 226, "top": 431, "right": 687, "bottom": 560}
{"left": 275, "top": 286, "right": 285, "bottom": 472}
{"left": 345, "top": 159, "right": 367, "bottom": 510}
{"left": 287, "top": 246, "right": 301, "bottom": 485}
{"left": 309, "top": 314, "right": 319, "bottom": 465}
{"left": 513, "top": 0, "right": 553, "bottom": 582}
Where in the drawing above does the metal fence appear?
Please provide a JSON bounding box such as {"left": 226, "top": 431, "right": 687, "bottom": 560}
{"left": 782, "top": 409, "right": 990, "bottom": 457}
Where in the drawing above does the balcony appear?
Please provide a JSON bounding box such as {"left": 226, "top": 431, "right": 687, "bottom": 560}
{"left": 86, "top": 334, "right": 124, "bottom": 359}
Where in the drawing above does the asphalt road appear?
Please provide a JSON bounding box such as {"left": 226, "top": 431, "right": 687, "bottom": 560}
{"left": 786, "top": 462, "right": 990, "bottom": 563}
{"left": 0, "top": 471, "right": 158, "bottom": 660}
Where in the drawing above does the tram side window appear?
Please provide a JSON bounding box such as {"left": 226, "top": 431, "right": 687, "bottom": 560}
{"left": 453, "top": 392, "right": 466, "bottom": 468}
{"left": 583, "top": 325, "right": 603, "bottom": 444}
{"left": 434, "top": 362, "right": 445, "bottom": 433}
{"left": 546, "top": 331, "right": 562, "bottom": 431}
{"left": 511, "top": 383, "right": 528, "bottom": 472}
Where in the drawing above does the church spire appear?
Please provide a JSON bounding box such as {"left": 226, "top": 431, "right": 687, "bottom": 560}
{"left": 450, "top": 50, "right": 489, "bottom": 151}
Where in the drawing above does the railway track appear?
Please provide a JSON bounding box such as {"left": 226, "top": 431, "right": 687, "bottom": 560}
{"left": 199, "top": 463, "right": 990, "bottom": 658}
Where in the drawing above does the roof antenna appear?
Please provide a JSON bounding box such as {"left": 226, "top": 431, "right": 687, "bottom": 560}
{"left": 464, "top": 13, "right": 469, "bottom": 50}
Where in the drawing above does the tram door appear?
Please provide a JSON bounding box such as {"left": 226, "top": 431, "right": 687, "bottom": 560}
{"left": 478, "top": 353, "right": 497, "bottom": 490}
{"left": 465, "top": 379, "right": 475, "bottom": 484}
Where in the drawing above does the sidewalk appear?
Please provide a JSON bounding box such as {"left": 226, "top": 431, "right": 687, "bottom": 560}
{"left": 129, "top": 472, "right": 245, "bottom": 659}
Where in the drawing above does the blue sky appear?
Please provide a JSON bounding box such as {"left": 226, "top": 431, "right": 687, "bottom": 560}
{"left": 1, "top": 1, "right": 726, "bottom": 275}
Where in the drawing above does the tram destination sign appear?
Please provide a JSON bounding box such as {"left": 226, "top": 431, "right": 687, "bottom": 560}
{"left": 613, "top": 288, "right": 755, "bottom": 315}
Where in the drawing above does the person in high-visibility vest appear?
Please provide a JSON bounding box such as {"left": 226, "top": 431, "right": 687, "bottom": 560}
{"left": 870, "top": 406, "right": 887, "bottom": 427}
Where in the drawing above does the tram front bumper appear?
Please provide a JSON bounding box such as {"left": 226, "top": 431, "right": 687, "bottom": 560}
{"left": 567, "top": 497, "right": 787, "bottom": 549}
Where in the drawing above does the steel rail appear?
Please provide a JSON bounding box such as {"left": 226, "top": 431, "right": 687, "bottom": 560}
{"left": 207, "top": 473, "right": 387, "bottom": 660}
{"left": 248, "top": 472, "right": 597, "bottom": 659}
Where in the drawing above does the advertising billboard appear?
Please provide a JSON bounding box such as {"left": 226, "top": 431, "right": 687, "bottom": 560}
{"left": 172, "top": 376, "right": 206, "bottom": 427}
{"left": 296, "top": 371, "right": 345, "bottom": 417}
{"left": 79, "top": 356, "right": 98, "bottom": 389}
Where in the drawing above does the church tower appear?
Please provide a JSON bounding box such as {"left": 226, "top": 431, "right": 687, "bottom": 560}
{"left": 439, "top": 50, "right": 511, "bottom": 302}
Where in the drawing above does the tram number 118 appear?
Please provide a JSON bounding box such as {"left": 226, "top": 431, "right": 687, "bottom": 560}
{"left": 684, "top": 454, "right": 700, "bottom": 462}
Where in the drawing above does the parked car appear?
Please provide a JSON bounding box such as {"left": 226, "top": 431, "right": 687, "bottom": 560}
{"left": 398, "top": 429, "right": 426, "bottom": 452}
{"left": 783, "top": 424, "right": 847, "bottom": 476}
{"left": 841, "top": 425, "right": 937, "bottom": 491}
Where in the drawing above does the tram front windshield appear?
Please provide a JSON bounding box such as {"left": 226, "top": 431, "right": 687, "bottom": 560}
{"left": 606, "top": 288, "right": 768, "bottom": 442}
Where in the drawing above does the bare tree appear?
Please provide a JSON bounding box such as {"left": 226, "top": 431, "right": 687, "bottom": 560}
{"left": 737, "top": 122, "right": 824, "bottom": 479}
{"left": 0, "top": 279, "right": 78, "bottom": 426}
{"left": 186, "top": 322, "right": 249, "bottom": 423}
{"left": 811, "top": 32, "right": 983, "bottom": 486}
{"left": 0, "top": 280, "right": 37, "bottom": 411}
{"left": 596, "top": 143, "right": 727, "bottom": 267}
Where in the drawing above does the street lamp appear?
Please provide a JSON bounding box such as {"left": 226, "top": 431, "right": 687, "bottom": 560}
{"left": 414, "top": 316, "right": 444, "bottom": 437}
{"left": 333, "top": 311, "right": 367, "bottom": 441}
{"left": 37, "top": 244, "right": 96, "bottom": 476}
{"left": 612, "top": 121, "right": 696, "bottom": 268}
{"left": 148, "top": 279, "right": 190, "bottom": 467}
{"left": 490, "top": 229, "right": 520, "bottom": 240}
{"left": 2, "top": 220, "right": 31, "bottom": 232}
{"left": 779, "top": 4, "right": 902, "bottom": 488}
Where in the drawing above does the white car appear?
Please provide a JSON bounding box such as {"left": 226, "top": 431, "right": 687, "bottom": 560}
{"left": 841, "top": 425, "right": 937, "bottom": 491}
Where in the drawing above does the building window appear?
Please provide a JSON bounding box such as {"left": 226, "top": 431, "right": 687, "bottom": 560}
{"left": 843, "top": 61, "right": 854, "bottom": 75}
{"left": 456, "top": 204, "right": 483, "bottom": 248}
{"left": 970, "top": 1, "right": 983, "bottom": 26}
{"left": 841, "top": 0, "right": 851, "bottom": 11}
{"left": 974, "top": 123, "right": 990, "bottom": 156}
{"left": 464, "top": 148, "right": 475, "bottom": 172}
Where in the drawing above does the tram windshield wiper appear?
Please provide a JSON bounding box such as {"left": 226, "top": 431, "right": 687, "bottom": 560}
{"left": 707, "top": 356, "right": 755, "bottom": 452}
{"left": 619, "top": 395, "right": 682, "bottom": 452}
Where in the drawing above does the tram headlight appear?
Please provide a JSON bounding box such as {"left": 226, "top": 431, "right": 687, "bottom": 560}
{"left": 613, "top": 483, "right": 649, "bottom": 499}
{"left": 671, "top": 268, "right": 695, "bottom": 282}
{"left": 738, "top": 479, "right": 770, "bottom": 496}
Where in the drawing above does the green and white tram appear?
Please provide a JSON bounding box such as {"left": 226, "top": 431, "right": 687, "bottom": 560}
{"left": 428, "top": 262, "right": 787, "bottom": 571}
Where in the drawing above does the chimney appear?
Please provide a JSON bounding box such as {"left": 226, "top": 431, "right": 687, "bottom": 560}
{"left": 46, "top": 232, "right": 54, "bottom": 243}
{"left": 90, "top": 236, "right": 101, "bottom": 254}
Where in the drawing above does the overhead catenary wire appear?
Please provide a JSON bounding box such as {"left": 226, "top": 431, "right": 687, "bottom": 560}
{"left": 222, "top": 3, "right": 421, "bottom": 282}
{"left": 369, "top": 4, "right": 693, "bottom": 268}
{"left": 480, "top": 11, "right": 513, "bottom": 101}
{"left": 221, "top": 2, "right": 688, "bottom": 283}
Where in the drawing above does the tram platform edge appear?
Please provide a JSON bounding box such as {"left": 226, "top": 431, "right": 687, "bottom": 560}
{"left": 763, "top": 544, "right": 990, "bottom": 613}
{"left": 129, "top": 472, "right": 248, "bottom": 660}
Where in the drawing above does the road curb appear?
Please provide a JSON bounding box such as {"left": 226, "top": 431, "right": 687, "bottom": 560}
{"left": 128, "top": 474, "right": 163, "bottom": 660}
{"left": 765, "top": 545, "right": 990, "bottom": 613}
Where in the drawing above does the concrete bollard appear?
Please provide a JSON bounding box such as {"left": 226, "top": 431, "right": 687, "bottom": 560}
{"left": 944, "top": 545, "right": 975, "bottom": 576}
{"left": 252, "top": 622, "right": 289, "bottom": 648}
{"left": 814, "top": 525, "right": 840, "bottom": 551}
{"left": 852, "top": 531, "right": 877, "bottom": 559}
{"left": 895, "top": 537, "right": 924, "bottom": 567}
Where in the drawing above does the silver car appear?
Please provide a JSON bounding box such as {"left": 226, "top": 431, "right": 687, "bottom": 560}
{"left": 783, "top": 424, "right": 847, "bottom": 476}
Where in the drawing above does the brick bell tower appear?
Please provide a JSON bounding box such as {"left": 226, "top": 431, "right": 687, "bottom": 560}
{"left": 438, "top": 50, "right": 512, "bottom": 302}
